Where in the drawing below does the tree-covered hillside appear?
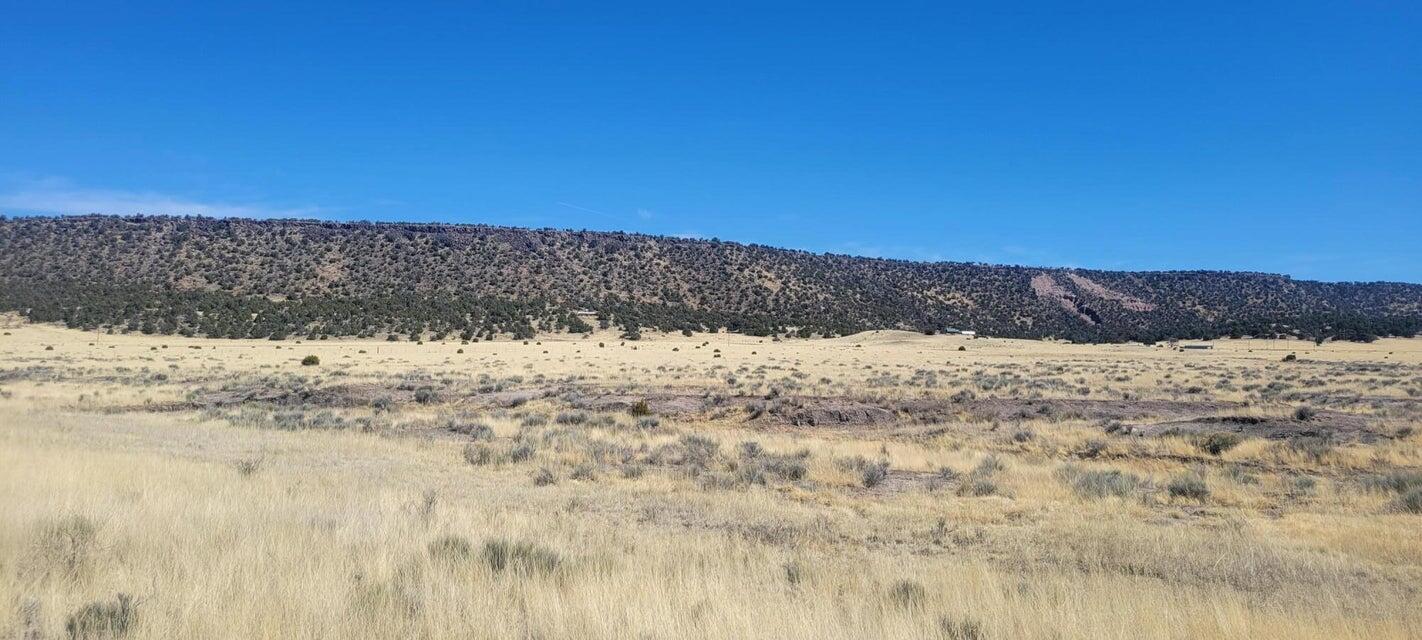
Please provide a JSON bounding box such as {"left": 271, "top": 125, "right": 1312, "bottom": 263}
{"left": 1, "top": 215, "right": 1418, "bottom": 342}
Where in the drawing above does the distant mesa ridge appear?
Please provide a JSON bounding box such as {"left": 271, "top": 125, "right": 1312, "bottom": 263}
{"left": 0, "top": 214, "right": 1418, "bottom": 343}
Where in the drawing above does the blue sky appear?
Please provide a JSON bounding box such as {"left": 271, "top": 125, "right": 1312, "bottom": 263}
{"left": 2, "top": 2, "right": 1418, "bottom": 282}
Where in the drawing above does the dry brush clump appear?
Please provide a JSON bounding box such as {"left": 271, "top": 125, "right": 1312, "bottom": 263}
{"left": 65, "top": 593, "right": 137, "bottom": 640}
{"left": 446, "top": 419, "right": 495, "bottom": 440}
{"left": 1193, "top": 431, "right": 1243, "bottom": 456}
{"left": 24, "top": 515, "right": 103, "bottom": 584}
{"left": 732, "top": 441, "right": 810, "bottom": 486}
{"left": 835, "top": 455, "right": 891, "bottom": 488}
{"left": 479, "top": 539, "right": 564, "bottom": 575}
{"left": 1361, "top": 470, "right": 1422, "bottom": 514}
{"left": 957, "top": 455, "right": 1006, "bottom": 497}
{"left": 1166, "top": 471, "right": 1210, "bottom": 502}
{"left": 1055, "top": 464, "right": 1144, "bottom": 500}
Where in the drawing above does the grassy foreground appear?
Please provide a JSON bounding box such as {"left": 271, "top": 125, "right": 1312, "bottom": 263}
{"left": 1, "top": 321, "right": 1419, "bottom": 639}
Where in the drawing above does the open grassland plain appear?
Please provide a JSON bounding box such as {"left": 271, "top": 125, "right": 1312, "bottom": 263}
{"left": 2, "top": 319, "right": 1420, "bottom": 639}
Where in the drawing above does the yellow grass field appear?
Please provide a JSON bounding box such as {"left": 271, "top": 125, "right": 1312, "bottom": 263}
{"left": 2, "top": 319, "right": 1420, "bottom": 639}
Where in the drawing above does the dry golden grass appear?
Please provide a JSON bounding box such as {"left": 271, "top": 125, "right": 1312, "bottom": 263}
{"left": 1, "top": 322, "right": 1420, "bottom": 639}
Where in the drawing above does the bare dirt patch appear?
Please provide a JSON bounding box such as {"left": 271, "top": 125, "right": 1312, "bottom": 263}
{"left": 565, "top": 391, "right": 717, "bottom": 416}
{"left": 1127, "top": 411, "right": 1382, "bottom": 442}
{"left": 1064, "top": 273, "right": 1156, "bottom": 311}
{"left": 747, "top": 397, "right": 898, "bottom": 427}
{"left": 1031, "top": 273, "right": 1098, "bottom": 324}
{"left": 912, "top": 397, "right": 1240, "bottom": 423}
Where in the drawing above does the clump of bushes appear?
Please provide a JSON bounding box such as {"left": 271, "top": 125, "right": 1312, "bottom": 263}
{"left": 1224, "top": 464, "right": 1258, "bottom": 485}
{"left": 427, "top": 535, "right": 474, "bottom": 562}
{"left": 938, "top": 616, "right": 986, "bottom": 640}
{"left": 1167, "top": 472, "right": 1210, "bottom": 501}
{"left": 957, "top": 455, "right": 1004, "bottom": 497}
{"left": 1194, "top": 431, "right": 1243, "bottom": 456}
{"left": 65, "top": 594, "right": 136, "bottom": 640}
{"left": 1284, "top": 436, "right": 1335, "bottom": 462}
{"left": 507, "top": 441, "right": 537, "bottom": 463}
{"left": 675, "top": 434, "right": 721, "bottom": 470}
{"left": 861, "top": 460, "right": 890, "bottom": 488}
{"left": 532, "top": 467, "right": 558, "bottom": 486}
{"left": 300, "top": 354, "right": 320, "bottom": 366}
{"left": 462, "top": 443, "right": 498, "bottom": 466}
{"left": 555, "top": 411, "right": 588, "bottom": 426}
{"left": 836, "top": 455, "right": 890, "bottom": 488}
{"left": 569, "top": 462, "right": 597, "bottom": 481}
{"left": 482, "top": 539, "right": 562, "bottom": 574}
{"left": 1394, "top": 488, "right": 1422, "bottom": 514}
{"left": 641, "top": 434, "right": 723, "bottom": 478}
{"left": 1362, "top": 470, "right": 1422, "bottom": 494}
{"left": 734, "top": 441, "right": 809, "bottom": 485}
{"left": 31, "top": 515, "right": 101, "bottom": 582}
{"left": 1077, "top": 439, "right": 1107, "bottom": 458}
{"left": 227, "top": 408, "right": 368, "bottom": 432}
{"left": 448, "top": 421, "right": 494, "bottom": 440}
{"left": 233, "top": 456, "right": 264, "bottom": 477}
{"left": 886, "top": 580, "right": 926, "bottom": 609}
{"left": 462, "top": 439, "right": 537, "bottom": 466}
{"left": 1055, "top": 464, "right": 1141, "bottom": 500}
{"left": 1361, "top": 471, "right": 1422, "bottom": 513}
{"left": 781, "top": 560, "right": 807, "bottom": 586}
{"left": 430, "top": 536, "right": 564, "bottom": 576}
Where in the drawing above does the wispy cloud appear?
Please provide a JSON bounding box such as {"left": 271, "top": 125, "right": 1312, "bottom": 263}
{"left": 0, "top": 178, "right": 321, "bottom": 218}
{"left": 555, "top": 201, "right": 614, "bottom": 219}
{"left": 556, "top": 201, "right": 662, "bottom": 225}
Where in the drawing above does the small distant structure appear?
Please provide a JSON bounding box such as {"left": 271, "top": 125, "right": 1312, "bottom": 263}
{"left": 1180, "top": 343, "right": 1214, "bottom": 350}
{"left": 943, "top": 327, "right": 962, "bottom": 334}
{"left": 960, "top": 330, "right": 978, "bottom": 338}
{"left": 572, "top": 309, "right": 598, "bottom": 318}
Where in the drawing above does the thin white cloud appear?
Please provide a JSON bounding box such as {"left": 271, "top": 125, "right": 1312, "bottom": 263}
{"left": 556, "top": 201, "right": 661, "bottom": 225}
{"left": 555, "top": 201, "right": 615, "bottom": 220}
{"left": 0, "top": 179, "right": 321, "bottom": 218}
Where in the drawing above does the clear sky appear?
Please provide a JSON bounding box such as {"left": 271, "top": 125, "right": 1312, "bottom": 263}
{"left": 2, "top": 2, "right": 1418, "bottom": 282}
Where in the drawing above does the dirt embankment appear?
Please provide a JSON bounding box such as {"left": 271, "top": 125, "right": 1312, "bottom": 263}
{"left": 122, "top": 376, "right": 1404, "bottom": 444}
{"left": 1124, "top": 412, "right": 1382, "bottom": 443}
{"left": 740, "top": 395, "right": 1244, "bottom": 429}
